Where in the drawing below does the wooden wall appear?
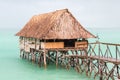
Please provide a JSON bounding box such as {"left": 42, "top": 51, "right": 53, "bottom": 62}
{"left": 75, "top": 41, "right": 88, "bottom": 48}
{"left": 41, "top": 42, "right": 64, "bottom": 49}
{"left": 19, "top": 37, "right": 88, "bottom": 52}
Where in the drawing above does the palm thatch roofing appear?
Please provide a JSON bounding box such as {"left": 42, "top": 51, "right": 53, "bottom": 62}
{"left": 16, "top": 9, "right": 96, "bottom": 40}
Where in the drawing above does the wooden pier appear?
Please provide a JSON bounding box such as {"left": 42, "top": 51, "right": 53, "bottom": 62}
{"left": 87, "top": 41, "right": 120, "bottom": 80}
{"left": 20, "top": 41, "right": 120, "bottom": 80}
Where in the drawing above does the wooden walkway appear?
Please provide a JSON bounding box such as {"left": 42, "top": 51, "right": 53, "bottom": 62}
{"left": 63, "top": 55, "right": 87, "bottom": 59}
{"left": 63, "top": 55, "right": 120, "bottom": 64}
{"left": 39, "top": 47, "right": 86, "bottom": 51}
{"left": 20, "top": 41, "right": 120, "bottom": 80}
{"left": 89, "top": 56, "right": 120, "bottom": 64}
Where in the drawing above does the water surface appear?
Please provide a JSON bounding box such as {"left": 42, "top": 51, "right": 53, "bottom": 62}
{"left": 0, "top": 28, "right": 120, "bottom": 80}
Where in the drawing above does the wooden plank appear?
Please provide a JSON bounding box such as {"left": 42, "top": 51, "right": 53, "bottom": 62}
{"left": 89, "top": 41, "right": 120, "bottom": 46}
{"left": 20, "top": 43, "right": 24, "bottom": 49}
{"left": 101, "top": 42, "right": 120, "bottom": 46}
{"left": 63, "top": 55, "right": 87, "bottom": 59}
{"left": 39, "top": 47, "right": 86, "bottom": 51}
{"left": 25, "top": 44, "right": 30, "bottom": 52}
{"left": 89, "top": 56, "right": 120, "bottom": 64}
{"left": 41, "top": 42, "right": 64, "bottom": 49}
{"left": 56, "top": 51, "right": 58, "bottom": 67}
{"left": 43, "top": 50, "right": 47, "bottom": 68}
{"left": 75, "top": 41, "right": 88, "bottom": 48}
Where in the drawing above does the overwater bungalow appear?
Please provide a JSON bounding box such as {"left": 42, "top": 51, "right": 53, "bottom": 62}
{"left": 16, "top": 9, "right": 120, "bottom": 80}
{"left": 16, "top": 9, "right": 95, "bottom": 68}
{"left": 16, "top": 9, "right": 95, "bottom": 50}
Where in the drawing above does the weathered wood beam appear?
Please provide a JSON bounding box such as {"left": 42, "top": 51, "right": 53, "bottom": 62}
{"left": 43, "top": 50, "right": 47, "bottom": 69}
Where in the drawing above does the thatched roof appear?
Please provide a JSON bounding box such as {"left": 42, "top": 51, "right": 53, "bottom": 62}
{"left": 16, "top": 9, "right": 96, "bottom": 39}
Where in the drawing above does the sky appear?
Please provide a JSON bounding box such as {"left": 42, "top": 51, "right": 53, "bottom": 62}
{"left": 0, "top": 0, "right": 120, "bottom": 30}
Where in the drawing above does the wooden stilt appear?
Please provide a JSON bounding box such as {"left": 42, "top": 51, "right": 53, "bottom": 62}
{"left": 36, "top": 52, "right": 38, "bottom": 63}
{"left": 117, "top": 65, "right": 120, "bottom": 79}
{"left": 38, "top": 53, "right": 42, "bottom": 67}
{"left": 33, "top": 53, "right": 35, "bottom": 62}
{"left": 38, "top": 53, "right": 40, "bottom": 66}
{"left": 20, "top": 49, "right": 22, "bottom": 58}
{"left": 30, "top": 52, "right": 32, "bottom": 61}
{"left": 32, "top": 50, "right": 35, "bottom": 63}
{"left": 31, "top": 53, "right": 33, "bottom": 62}
{"left": 34, "top": 52, "right": 36, "bottom": 63}
{"left": 106, "top": 65, "right": 116, "bottom": 80}
{"left": 26, "top": 52, "right": 28, "bottom": 60}
{"left": 56, "top": 51, "right": 58, "bottom": 68}
{"left": 22, "top": 50, "right": 25, "bottom": 59}
{"left": 41, "top": 53, "right": 44, "bottom": 67}
{"left": 100, "top": 66, "right": 103, "bottom": 80}
{"left": 43, "top": 50, "right": 47, "bottom": 68}
{"left": 28, "top": 52, "right": 29, "bottom": 60}
{"left": 25, "top": 52, "right": 27, "bottom": 59}
{"left": 47, "top": 51, "right": 50, "bottom": 65}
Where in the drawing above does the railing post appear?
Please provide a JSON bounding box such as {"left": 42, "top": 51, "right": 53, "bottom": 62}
{"left": 116, "top": 46, "right": 117, "bottom": 60}
{"left": 98, "top": 43, "right": 100, "bottom": 74}
{"left": 107, "top": 45, "right": 108, "bottom": 58}
{"left": 98, "top": 43, "right": 100, "bottom": 58}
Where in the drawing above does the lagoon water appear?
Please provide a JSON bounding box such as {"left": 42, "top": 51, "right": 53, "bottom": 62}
{"left": 0, "top": 28, "right": 120, "bottom": 80}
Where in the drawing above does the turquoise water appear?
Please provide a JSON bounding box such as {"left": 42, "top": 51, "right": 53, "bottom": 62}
{"left": 0, "top": 28, "right": 120, "bottom": 80}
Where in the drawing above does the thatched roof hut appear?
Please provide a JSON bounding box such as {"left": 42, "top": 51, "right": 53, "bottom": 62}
{"left": 16, "top": 9, "right": 95, "bottom": 40}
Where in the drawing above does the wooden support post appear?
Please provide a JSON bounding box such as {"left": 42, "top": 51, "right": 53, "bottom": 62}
{"left": 28, "top": 52, "right": 29, "bottom": 60}
{"left": 20, "top": 49, "right": 22, "bottom": 58}
{"left": 117, "top": 65, "right": 120, "bottom": 79}
{"left": 25, "top": 52, "right": 28, "bottom": 59}
{"left": 87, "top": 60, "right": 90, "bottom": 72}
{"left": 30, "top": 52, "right": 32, "bottom": 61}
{"left": 34, "top": 51, "right": 37, "bottom": 63}
{"left": 107, "top": 45, "right": 108, "bottom": 58}
{"left": 116, "top": 46, "right": 118, "bottom": 60}
{"left": 84, "top": 49, "right": 87, "bottom": 57}
{"left": 47, "top": 51, "right": 50, "bottom": 65}
{"left": 76, "top": 50, "right": 79, "bottom": 65}
{"left": 35, "top": 39, "right": 37, "bottom": 50}
{"left": 43, "top": 50, "right": 47, "bottom": 69}
{"left": 32, "top": 50, "right": 35, "bottom": 63}
{"left": 36, "top": 53, "right": 38, "bottom": 63}
{"left": 98, "top": 44, "right": 100, "bottom": 58}
{"left": 96, "top": 60, "right": 99, "bottom": 77}
{"left": 107, "top": 65, "right": 116, "bottom": 80}
{"left": 31, "top": 53, "right": 33, "bottom": 62}
{"left": 38, "top": 53, "right": 40, "bottom": 66}
{"left": 35, "top": 53, "right": 37, "bottom": 63}
{"left": 38, "top": 53, "right": 42, "bottom": 67}
{"left": 89, "top": 59, "right": 93, "bottom": 76}
{"left": 56, "top": 51, "right": 58, "bottom": 68}
{"left": 22, "top": 50, "right": 25, "bottom": 59}
{"left": 99, "top": 64, "right": 103, "bottom": 80}
{"left": 24, "top": 52, "right": 27, "bottom": 59}
{"left": 33, "top": 52, "right": 35, "bottom": 62}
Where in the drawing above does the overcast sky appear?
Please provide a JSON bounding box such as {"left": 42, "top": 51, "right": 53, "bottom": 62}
{"left": 0, "top": 0, "right": 120, "bottom": 30}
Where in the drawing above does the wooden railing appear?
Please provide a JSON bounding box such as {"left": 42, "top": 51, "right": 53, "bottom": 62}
{"left": 88, "top": 41, "right": 120, "bottom": 62}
